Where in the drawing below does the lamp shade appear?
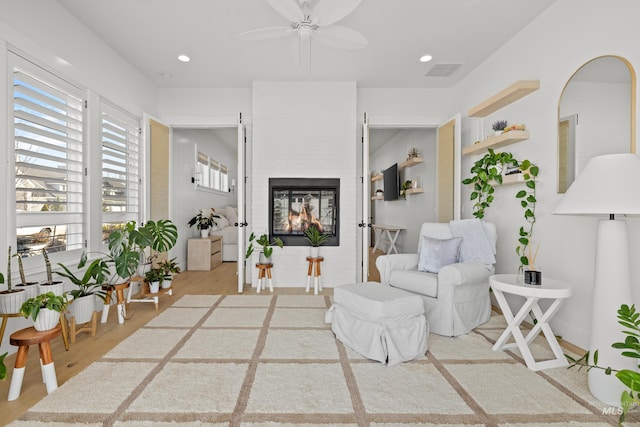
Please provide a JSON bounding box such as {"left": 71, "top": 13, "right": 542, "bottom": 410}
{"left": 553, "top": 153, "right": 640, "bottom": 215}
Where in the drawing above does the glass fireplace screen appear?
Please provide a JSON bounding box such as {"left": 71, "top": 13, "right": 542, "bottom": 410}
{"left": 269, "top": 178, "right": 339, "bottom": 246}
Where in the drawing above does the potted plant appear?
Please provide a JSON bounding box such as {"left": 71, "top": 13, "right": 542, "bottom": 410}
{"left": 245, "top": 232, "right": 284, "bottom": 264}
{"left": 400, "top": 180, "right": 413, "bottom": 199}
{"left": 491, "top": 119, "right": 508, "bottom": 135}
{"left": 38, "top": 248, "right": 64, "bottom": 295}
{"left": 137, "top": 219, "right": 179, "bottom": 275}
{"left": 13, "top": 253, "right": 39, "bottom": 300}
{"left": 304, "top": 225, "right": 329, "bottom": 258}
{"left": 188, "top": 209, "right": 219, "bottom": 238}
{"left": 20, "top": 291, "right": 68, "bottom": 331}
{"left": 157, "top": 257, "right": 181, "bottom": 289}
{"left": 462, "top": 149, "right": 539, "bottom": 275}
{"left": 55, "top": 255, "right": 109, "bottom": 324}
{"left": 144, "top": 268, "right": 164, "bottom": 293}
{"left": 107, "top": 220, "right": 152, "bottom": 282}
{"left": 0, "top": 246, "right": 26, "bottom": 314}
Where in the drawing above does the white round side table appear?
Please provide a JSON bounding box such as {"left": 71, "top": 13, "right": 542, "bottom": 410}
{"left": 489, "top": 274, "right": 572, "bottom": 371}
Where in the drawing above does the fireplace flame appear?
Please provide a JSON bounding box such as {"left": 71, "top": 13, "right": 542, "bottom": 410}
{"left": 285, "top": 206, "right": 323, "bottom": 233}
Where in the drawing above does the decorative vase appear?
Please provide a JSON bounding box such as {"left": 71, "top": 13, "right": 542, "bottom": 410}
{"left": 33, "top": 307, "right": 60, "bottom": 331}
{"left": 0, "top": 289, "right": 26, "bottom": 314}
{"left": 66, "top": 294, "right": 96, "bottom": 324}
{"left": 149, "top": 281, "right": 160, "bottom": 294}
{"left": 200, "top": 228, "right": 209, "bottom": 238}
{"left": 38, "top": 281, "right": 64, "bottom": 296}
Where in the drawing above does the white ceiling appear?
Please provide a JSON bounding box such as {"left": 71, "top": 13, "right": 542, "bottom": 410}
{"left": 56, "top": 0, "right": 557, "bottom": 89}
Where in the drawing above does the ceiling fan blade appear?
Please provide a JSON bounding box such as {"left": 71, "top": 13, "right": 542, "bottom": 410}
{"left": 313, "top": 25, "right": 367, "bottom": 49}
{"left": 267, "top": 0, "right": 304, "bottom": 22}
{"left": 311, "top": 0, "right": 363, "bottom": 26}
{"left": 237, "top": 26, "right": 293, "bottom": 41}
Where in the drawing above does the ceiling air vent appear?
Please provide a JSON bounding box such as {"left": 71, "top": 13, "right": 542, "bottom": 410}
{"left": 424, "top": 63, "right": 463, "bottom": 77}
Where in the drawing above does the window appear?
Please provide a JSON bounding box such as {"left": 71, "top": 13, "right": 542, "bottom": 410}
{"left": 101, "top": 101, "right": 141, "bottom": 240}
{"left": 210, "top": 159, "right": 220, "bottom": 190}
{"left": 220, "top": 164, "right": 229, "bottom": 193}
{"left": 13, "top": 55, "right": 85, "bottom": 257}
{"left": 195, "top": 150, "right": 229, "bottom": 193}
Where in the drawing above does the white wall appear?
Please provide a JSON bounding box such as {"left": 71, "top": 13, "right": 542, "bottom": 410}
{"left": 251, "top": 81, "right": 357, "bottom": 287}
{"left": 452, "top": 0, "right": 640, "bottom": 349}
{"left": 370, "top": 129, "right": 437, "bottom": 253}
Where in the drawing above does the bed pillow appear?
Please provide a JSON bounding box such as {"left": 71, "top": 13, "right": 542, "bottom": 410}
{"left": 417, "top": 236, "right": 462, "bottom": 273}
{"left": 449, "top": 219, "right": 496, "bottom": 265}
{"left": 225, "top": 205, "right": 238, "bottom": 225}
{"left": 214, "top": 215, "right": 230, "bottom": 229}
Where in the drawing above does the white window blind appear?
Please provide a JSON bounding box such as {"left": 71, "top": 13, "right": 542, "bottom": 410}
{"left": 13, "top": 56, "right": 85, "bottom": 256}
{"left": 101, "top": 101, "right": 141, "bottom": 226}
{"left": 210, "top": 159, "right": 220, "bottom": 190}
{"left": 220, "top": 164, "right": 228, "bottom": 192}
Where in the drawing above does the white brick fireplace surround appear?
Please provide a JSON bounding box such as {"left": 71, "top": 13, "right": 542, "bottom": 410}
{"left": 251, "top": 81, "right": 357, "bottom": 288}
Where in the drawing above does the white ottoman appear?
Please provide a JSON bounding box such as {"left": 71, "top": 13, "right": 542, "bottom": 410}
{"left": 326, "top": 282, "right": 428, "bottom": 366}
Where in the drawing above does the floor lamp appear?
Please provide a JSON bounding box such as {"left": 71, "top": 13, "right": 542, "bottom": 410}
{"left": 553, "top": 153, "right": 640, "bottom": 405}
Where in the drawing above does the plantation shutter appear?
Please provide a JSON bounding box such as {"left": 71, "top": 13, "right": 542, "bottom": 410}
{"left": 101, "top": 101, "right": 141, "bottom": 223}
{"left": 13, "top": 55, "right": 85, "bottom": 255}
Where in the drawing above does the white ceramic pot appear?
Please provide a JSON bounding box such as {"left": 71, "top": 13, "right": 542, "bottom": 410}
{"left": 0, "top": 289, "right": 26, "bottom": 314}
{"left": 161, "top": 277, "right": 172, "bottom": 289}
{"left": 38, "top": 281, "right": 64, "bottom": 296}
{"left": 309, "top": 247, "right": 320, "bottom": 258}
{"left": 15, "top": 283, "right": 39, "bottom": 300}
{"left": 67, "top": 294, "right": 96, "bottom": 324}
{"left": 149, "top": 281, "right": 160, "bottom": 294}
{"left": 258, "top": 252, "right": 272, "bottom": 265}
{"left": 33, "top": 307, "right": 60, "bottom": 331}
{"left": 200, "top": 228, "right": 209, "bottom": 238}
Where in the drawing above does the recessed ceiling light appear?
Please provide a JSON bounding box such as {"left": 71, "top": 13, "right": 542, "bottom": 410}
{"left": 420, "top": 55, "right": 433, "bottom": 63}
{"left": 177, "top": 54, "right": 191, "bottom": 63}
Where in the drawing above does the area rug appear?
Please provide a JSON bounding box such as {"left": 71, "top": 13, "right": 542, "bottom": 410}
{"left": 9, "top": 294, "right": 633, "bottom": 426}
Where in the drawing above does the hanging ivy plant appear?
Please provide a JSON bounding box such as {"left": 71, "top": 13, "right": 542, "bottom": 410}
{"left": 462, "top": 148, "right": 539, "bottom": 272}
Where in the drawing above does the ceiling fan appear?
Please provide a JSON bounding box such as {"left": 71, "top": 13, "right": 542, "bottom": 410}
{"left": 238, "top": 0, "right": 367, "bottom": 67}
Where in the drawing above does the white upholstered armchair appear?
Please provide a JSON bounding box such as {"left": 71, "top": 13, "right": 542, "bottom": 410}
{"left": 376, "top": 221, "right": 497, "bottom": 337}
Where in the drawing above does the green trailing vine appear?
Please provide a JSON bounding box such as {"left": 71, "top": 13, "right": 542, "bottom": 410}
{"left": 462, "top": 148, "right": 539, "bottom": 272}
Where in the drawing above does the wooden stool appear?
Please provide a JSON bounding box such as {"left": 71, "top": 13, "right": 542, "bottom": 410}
{"left": 8, "top": 324, "right": 61, "bottom": 401}
{"left": 1, "top": 312, "right": 69, "bottom": 351}
{"left": 101, "top": 281, "right": 131, "bottom": 324}
{"left": 256, "top": 263, "right": 273, "bottom": 293}
{"left": 306, "top": 256, "right": 324, "bottom": 295}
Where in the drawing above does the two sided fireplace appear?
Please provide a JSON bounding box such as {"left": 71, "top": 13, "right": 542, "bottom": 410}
{"left": 269, "top": 178, "right": 339, "bottom": 246}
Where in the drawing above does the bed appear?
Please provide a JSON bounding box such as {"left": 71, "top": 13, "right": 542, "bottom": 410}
{"left": 209, "top": 206, "right": 239, "bottom": 261}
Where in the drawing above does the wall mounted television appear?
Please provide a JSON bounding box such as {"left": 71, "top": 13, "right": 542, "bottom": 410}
{"left": 383, "top": 163, "right": 400, "bottom": 201}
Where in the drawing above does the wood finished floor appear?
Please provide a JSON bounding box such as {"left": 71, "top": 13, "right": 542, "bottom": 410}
{"left": 0, "top": 261, "right": 338, "bottom": 425}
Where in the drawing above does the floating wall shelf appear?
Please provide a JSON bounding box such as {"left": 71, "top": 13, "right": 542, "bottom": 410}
{"left": 404, "top": 188, "right": 424, "bottom": 195}
{"left": 462, "top": 130, "right": 529, "bottom": 156}
{"left": 468, "top": 80, "right": 540, "bottom": 118}
{"left": 371, "top": 174, "right": 383, "bottom": 182}
{"left": 399, "top": 157, "right": 424, "bottom": 169}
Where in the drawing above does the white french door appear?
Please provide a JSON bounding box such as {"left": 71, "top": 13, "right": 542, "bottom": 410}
{"left": 360, "top": 114, "right": 370, "bottom": 281}
{"left": 237, "top": 113, "right": 247, "bottom": 293}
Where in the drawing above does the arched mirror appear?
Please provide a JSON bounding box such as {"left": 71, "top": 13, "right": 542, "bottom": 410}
{"left": 558, "top": 56, "right": 636, "bottom": 193}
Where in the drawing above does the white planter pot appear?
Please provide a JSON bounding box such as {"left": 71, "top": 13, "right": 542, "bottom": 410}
{"left": 137, "top": 262, "right": 152, "bottom": 277}
{"left": 67, "top": 294, "right": 96, "bottom": 324}
{"left": 33, "top": 307, "right": 60, "bottom": 331}
{"left": 38, "top": 281, "right": 64, "bottom": 296}
{"left": 161, "top": 277, "right": 172, "bottom": 289}
{"left": 309, "top": 247, "right": 320, "bottom": 258}
{"left": 258, "top": 253, "right": 272, "bottom": 265}
{"left": 15, "top": 283, "right": 39, "bottom": 300}
{"left": 149, "top": 281, "right": 160, "bottom": 294}
{"left": 200, "top": 228, "right": 210, "bottom": 238}
{"left": 0, "top": 289, "right": 26, "bottom": 314}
